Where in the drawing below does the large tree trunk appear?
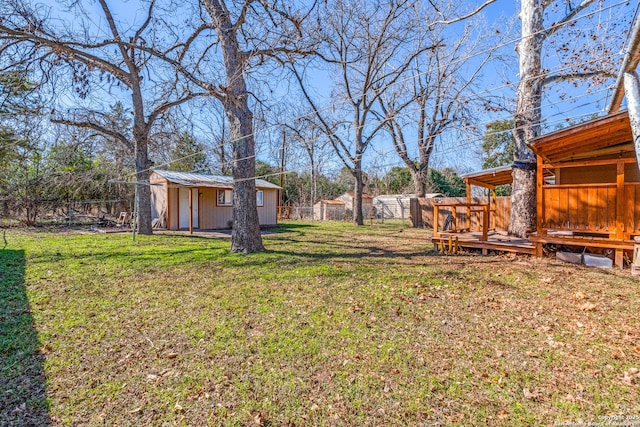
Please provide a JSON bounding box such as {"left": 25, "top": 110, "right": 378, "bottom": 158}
{"left": 207, "top": 0, "right": 264, "bottom": 253}
{"left": 135, "top": 150, "right": 153, "bottom": 235}
{"left": 412, "top": 167, "right": 427, "bottom": 197}
{"left": 509, "top": 0, "right": 544, "bottom": 238}
{"left": 228, "top": 105, "right": 264, "bottom": 253}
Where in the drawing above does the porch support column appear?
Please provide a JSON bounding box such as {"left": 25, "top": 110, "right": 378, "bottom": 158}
{"left": 615, "top": 160, "right": 625, "bottom": 268}
{"left": 465, "top": 180, "right": 471, "bottom": 231}
{"left": 166, "top": 184, "right": 171, "bottom": 230}
{"left": 534, "top": 154, "right": 545, "bottom": 258}
{"left": 189, "top": 188, "right": 193, "bottom": 235}
{"left": 624, "top": 71, "right": 640, "bottom": 169}
{"left": 491, "top": 188, "right": 497, "bottom": 231}
{"left": 536, "top": 155, "right": 544, "bottom": 236}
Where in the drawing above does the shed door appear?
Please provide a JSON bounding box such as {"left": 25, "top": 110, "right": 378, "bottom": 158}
{"left": 178, "top": 188, "right": 199, "bottom": 229}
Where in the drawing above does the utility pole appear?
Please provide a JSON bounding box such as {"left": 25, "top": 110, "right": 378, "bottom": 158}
{"left": 279, "top": 129, "right": 286, "bottom": 217}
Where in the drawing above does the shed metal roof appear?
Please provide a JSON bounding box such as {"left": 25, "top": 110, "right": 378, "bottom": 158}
{"left": 315, "top": 199, "right": 345, "bottom": 206}
{"left": 152, "top": 170, "right": 281, "bottom": 189}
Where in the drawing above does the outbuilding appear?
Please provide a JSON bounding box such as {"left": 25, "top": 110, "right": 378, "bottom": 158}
{"left": 150, "top": 170, "right": 281, "bottom": 232}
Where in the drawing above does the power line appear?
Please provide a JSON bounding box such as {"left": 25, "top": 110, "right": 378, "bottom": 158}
{"left": 3, "top": 0, "right": 629, "bottom": 182}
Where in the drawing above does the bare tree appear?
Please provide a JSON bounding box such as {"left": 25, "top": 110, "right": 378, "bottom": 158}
{"left": 282, "top": 112, "right": 332, "bottom": 205}
{"left": 292, "top": 0, "right": 434, "bottom": 225}
{"left": 0, "top": 0, "right": 206, "bottom": 234}
{"left": 377, "top": 17, "right": 498, "bottom": 197}
{"left": 509, "top": 0, "right": 625, "bottom": 237}
{"left": 194, "top": 0, "right": 319, "bottom": 252}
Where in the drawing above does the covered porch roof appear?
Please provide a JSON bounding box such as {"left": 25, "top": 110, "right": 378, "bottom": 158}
{"left": 462, "top": 165, "right": 513, "bottom": 189}
{"left": 528, "top": 111, "right": 634, "bottom": 163}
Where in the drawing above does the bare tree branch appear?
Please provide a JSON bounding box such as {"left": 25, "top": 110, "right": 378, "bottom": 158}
{"left": 545, "top": 0, "right": 596, "bottom": 38}
{"left": 427, "top": 0, "right": 496, "bottom": 27}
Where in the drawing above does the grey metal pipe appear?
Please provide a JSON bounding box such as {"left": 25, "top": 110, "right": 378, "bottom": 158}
{"left": 624, "top": 71, "right": 640, "bottom": 166}
{"left": 608, "top": 17, "right": 640, "bottom": 113}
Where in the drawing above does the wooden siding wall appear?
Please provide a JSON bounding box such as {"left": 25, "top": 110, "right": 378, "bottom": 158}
{"left": 198, "top": 188, "right": 232, "bottom": 229}
{"left": 194, "top": 187, "right": 278, "bottom": 229}
{"left": 257, "top": 189, "right": 278, "bottom": 226}
{"left": 163, "top": 185, "right": 278, "bottom": 230}
{"left": 167, "top": 187, "right": 179, "bottom": 230}
{"left": 150, "top": 182, "right": 167, "bottom": 222}
{"left": 410, "top": 197, "right": 511, "bottom": 230}
{"left": 559, "top": 163, "right": 640, "bottom": 184}
{"left": 623, "top": 184, "right": 640, "bottom": 235}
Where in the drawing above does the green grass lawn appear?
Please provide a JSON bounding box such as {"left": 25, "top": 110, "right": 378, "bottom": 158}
{"left": 1, "top": 221, "right": 639, "bottom": 425}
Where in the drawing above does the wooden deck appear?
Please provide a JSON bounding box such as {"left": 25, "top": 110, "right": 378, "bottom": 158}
{"left": 432, "top": 230, "right": 536, "bottom": 255}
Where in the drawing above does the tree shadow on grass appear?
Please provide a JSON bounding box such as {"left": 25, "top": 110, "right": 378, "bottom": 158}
{"left": 0, "top": 249, "right": 50, "bottom": 426}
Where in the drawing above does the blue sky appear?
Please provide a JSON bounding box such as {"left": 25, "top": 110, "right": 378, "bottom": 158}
{"left": 26, "top": 0, "right": 638, "bottom": 177}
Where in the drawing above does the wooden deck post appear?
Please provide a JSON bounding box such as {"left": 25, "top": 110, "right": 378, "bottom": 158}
{"left": 433, "top": 204, "right": 439, "bottom": 237}
{"left": 466, "top": 181, "right": 471, "bottom": 231}
{"left": 481, "top": 204, "right": 489, "bottom": 242}
{"left": 536, "top": 155, "right": 545, "bottom": 237}
{"left": 490, "top": 189, "right": 497, "bottom": 231}
{"left": 615, "top": 160, "right": 625, "bottom": 268}
{"left": 616, "top": 160, "right": 625, "bottom": 240}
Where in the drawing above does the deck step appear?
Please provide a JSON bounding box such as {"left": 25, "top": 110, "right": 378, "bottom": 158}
{"left": 431, "top": 236, "right": 536, "bottom": 255}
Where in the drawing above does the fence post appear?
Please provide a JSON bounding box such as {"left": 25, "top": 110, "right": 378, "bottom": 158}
{"left": 451, "top": 206, "right": 457, "bottom": 232}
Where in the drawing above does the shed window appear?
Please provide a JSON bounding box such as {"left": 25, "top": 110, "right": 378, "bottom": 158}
{"left": 217, "top": 189, "right": 264, "bottom": 206}
{"left": 217, "top": 189, "right": 232, "bottom": 206}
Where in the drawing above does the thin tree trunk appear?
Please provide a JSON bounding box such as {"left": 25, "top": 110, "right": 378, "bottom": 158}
{"left": 310, "top": 157, "right": 317, "bottom": 204}
{"left": 353, "top": 162, "right": 364, "bottom": 225}
{"left": 509, "top": 0, "right": 544, "bottom": 238}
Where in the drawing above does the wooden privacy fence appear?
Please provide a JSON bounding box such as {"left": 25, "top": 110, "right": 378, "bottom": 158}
{"left": 410, "top": 196, "right": 512, "bottom": 230}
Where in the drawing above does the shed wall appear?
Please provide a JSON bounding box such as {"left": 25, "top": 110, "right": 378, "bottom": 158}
{"left": 199, "top": 187, "right": 232, "bottom": 229}
{"left": 150, "top": 181, "right": 167, "bottom": 225}
{"left": 257, "top": 189, "right": 278, "bottom": 226}
{"left": 167, "top": 187, "right": 179, "bottom": 230}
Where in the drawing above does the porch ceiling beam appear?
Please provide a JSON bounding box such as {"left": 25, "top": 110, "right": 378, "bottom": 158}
{"left": 541, "top": 157, "right": 637, "bottom": 169}
{"left": 465, "top": 178, "right": 497, "bottom": 189}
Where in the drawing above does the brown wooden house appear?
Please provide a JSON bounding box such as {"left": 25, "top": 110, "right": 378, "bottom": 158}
{"left": 528, "top": 111, "right": 638, "bottom": 266}
{"left": 432, "top": 111, "right": 639, "bottom": 267}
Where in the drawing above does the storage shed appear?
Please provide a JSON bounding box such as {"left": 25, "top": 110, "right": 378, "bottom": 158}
{"left": 335, "top": 191, "right": 374, "bottom": 218}
{"left": 313, "top": 199, "right": 346, "bottom": 220}
{"left": 150, "top": 170, "right": 280, "bottom": 231}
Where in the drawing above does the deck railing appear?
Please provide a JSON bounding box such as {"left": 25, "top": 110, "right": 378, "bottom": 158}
{"left": 433, "top": 203, "right": 489, "bottom": 241}
{"left": 540, "top": 184, "right": 617, "bottom": 235}
{"left": 539, "top": 182, "right": 640, "bottom": 238}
